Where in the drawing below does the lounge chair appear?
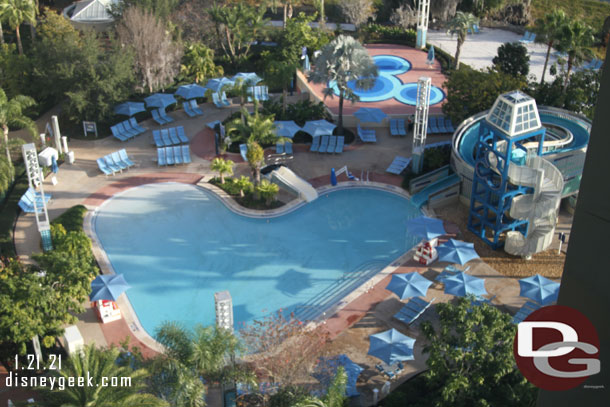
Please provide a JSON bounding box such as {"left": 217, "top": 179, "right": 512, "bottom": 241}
{"left": 285, "top": 142, "right": 293, "bottom": 155}
{"left": 310, "top": 136, "right": 320, "bottom": 152}
{"left": 168, "top": 127, "right": 180, "bottom": 145}
{"left": 159, "top": 107, "right": 174, "bottom": 123}
{"left": 334, "top": 136, "right": 344, "bottom": 153}
{"left": 436, "top": 118, "right": 449, "bottom": 133}
{"left": 111, "top": 151, "right": 130, "bottom": 170}
{"left": 173, "top": 146, "right": 183, "bottom": 164}
{"left": 23, "top": 188, "right": 51, "bottom": 206}
{"left": 161, "top": 129, "right": 172, "bottom": 146}
{"left": 97, "top": 158, "right": 115, "bottom": 175}
{"left": 157, "top": 148, "right": 166, "bottom": 166}
{"left": 390, "top": 119, "right": 399, "bottom": 137}
{"left": 165, "top": 146, "right": 175, "bottom": 165}
{"left": 276, "top": 142, "right": 284, "bottom": 154}
{"left": 219, "top": 93, "right": 231, "bottom": 108}
{"left": 356, "top": 124, "right": 377, "bottom": 142}
{"left": 151, "top": 109, "right": 168, "bottom": 125}
{"left": 117, "top": 122, "right": 137, "bottom": 139}
{"left": 104, "top": 155, "right": 122, "bottom": 173}
{"left": 394, "top": 297, "right": 435, "bottom": 325}
{"left": 190, "top": 99, "right": 205, "bottom": 114}
{"left": 428, "top": 117, "right": 439, "bottom": 134}
{"left": 111, "top": 126, "right": 129, "bottom": 142}
{"left": 118, "top": 149, "right": 135, "bottom": 167}
{"left": 212, "top": 93, "right": 227, "bottom": 108}
{"left": 326, "top": 136, "right": 337, "bottom": 153}
{"left": 123, "top": 120, "right": 142, "bottom": 136}
{"left": 183, "top": 101, "right": 197, "bottom": 117}
{"left": 177, "top": 126, "right": 188, "bottom": 144}
{"left": 386, "top": 156, "right": 411, "bottom": 174}
{"left": 435, "top": 265, "right": 470, "bottom": 283}
{"left": 473, "top": 24, "right": 480, "bottom": 34}
{"left": 153, "top": 130, "right": 164, "bottom": 147}
{"left": 182, "top": 145, "right": 192, "bottom": 163}
{"left": 260, "top": 86, "right": 269, "bottom": 101}
{"left": 319, "top": 135, "right": 329, "bottom": 153}
{"left": 513, "top": 301, "right": 541, "bottom": 324}
{"left": 398, "top": 119, "right": 407, "bottom": 136}
{"left": 240, "top": 144, "right": 248, "bottom": 161}
{"left": 445, "top": 118, "right": 455, "bottom": 133}
{"left": 129, "top": 117, "right": 146, "bottom": 133}
{"left": 519, "top": 31, "right": 533, "bottom": 43}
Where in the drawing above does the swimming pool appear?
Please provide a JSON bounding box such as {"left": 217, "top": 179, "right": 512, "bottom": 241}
{"left": 93, "top": 183, "right": 423, "bottom": 335}
{"left": 329, "top": 55, "right": 445, "bottom": 105}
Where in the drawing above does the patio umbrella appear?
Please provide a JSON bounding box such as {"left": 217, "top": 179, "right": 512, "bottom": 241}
{"left": 426, "top": 46, "right": 435, "bottom": 66}
{"left": 274, "top": 120, "right": 302, "bottom": 139}
{"left": 354, "top": 107, "right": 387, "bottom": 123}
{"left": 313, "top": 354, "right": 363, "bottom": 397}
{"left": 51, "top": 155, "right": 58, "bottom": 174}
{"left": 205, "top": 77, "right": 235, "bottom": 92}
{"left": 437, "top": 239, "right": 479, "bottom": 265}
{"left": 331, "top": 168, "right": 337, "bottom": 186}
{"left": 519, "top": 274, "right": 560, "bottom": 305}
{"left": 443, "top": 271, "right": 487, "bottom": 297}
{"left": 386, "top": 272, "right": 433, "bottom": 300}
{"left": 175, "top": 84, "right": 206, "bottom": 100}
{"left": 367, "top": 328, "right": 416, "bottom": 366}
{"left": 144, "top": 93, "right": 177, "bottom": 109}
{"left": 302, "top": 120, "right": 336, "bottom": 137}
{"left": 405, "top": 216, "right": 446, "bottom": 240}
{"left": 231, "top": 72, "right": 262, "bottom": 85}
{"left": 90, "top": 274, "right": 131, "bottom": 302}
{"left": 114, "top": 101, "right": 146, "bottom": 117}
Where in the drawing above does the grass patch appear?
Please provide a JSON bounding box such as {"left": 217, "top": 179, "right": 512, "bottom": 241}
{"left": 51, "top": 205, "right": 87, "bottom": 232}
{"left": 530, "top": 0, "right": 610, "bottom": 32}
{"left": 0, "top": 164, "right": 28, "bottom": 257}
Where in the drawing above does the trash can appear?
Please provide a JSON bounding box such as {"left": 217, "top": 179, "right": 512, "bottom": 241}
{"left": 67, "top": 151, "right": 75, "bottom": 164}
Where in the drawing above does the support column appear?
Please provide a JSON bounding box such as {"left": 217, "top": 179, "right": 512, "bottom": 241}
{"left": 416, "top": 0, "right": 431, "bottom": 49}
{"left": 412, "top": 77, "right": 431, "bottom": 174}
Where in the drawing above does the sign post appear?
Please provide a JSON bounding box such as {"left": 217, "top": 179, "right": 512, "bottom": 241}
{"left": 82, "top": 121, "right": 98, "bottom": 138}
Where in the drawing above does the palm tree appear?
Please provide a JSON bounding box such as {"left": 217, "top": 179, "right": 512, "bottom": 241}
{"left": 246, "top": 141, "right": 265, "bottom": 187}
{"left": 309, "top": 35, "right": 377, "bottom": 135}
{"left": 234, "top": 175, "right": 252, "bottom": 198}
{"left": 556, "top": 20, "right": 595, "bottom": 92}
{"left": 534, "top": 10, "right": 570, "bottom": 84}
{"left": 446, "top": 11, "right": 479, "bottom": 69}
{"left": 180, "top": 43, "right": 223, "bottom": 84}
{"left": 226, "top": 106, "right": 277, "bottom": 146}
{"left": 211, "top": 157, "right": 234, "bottom": 184}
{"left": 256, "top": 179, "right": 279, "bottom": 205}
{"left": 231, "top": 79, "right": 255, "bottom": 122}
{"left": 40, "top": 345, "right": 167, "bottom": 407}
{"left": 0, "top": 87, "right": 35, "bottom": 182}
{"left": 0, "top": 0, "right": 36, "bottom": 55}
{"left": 297, "top": 367, "right": 347, "bottom": 407}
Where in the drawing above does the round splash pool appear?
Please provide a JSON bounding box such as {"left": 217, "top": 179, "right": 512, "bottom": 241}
{"left": 395, "top": 83, "right": 446, "bottom": 106}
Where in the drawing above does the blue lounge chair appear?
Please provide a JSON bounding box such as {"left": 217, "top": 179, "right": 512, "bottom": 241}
{"left": 276, "top": 142, "right": 284, "bottom": 154}
{"left": 310, "top": 136, "right": 320, "bottom": 152}
{"left": 118, "top": 149, "right": 135, "bottom": 167}
{"left": 182, "top": 145, "right": 192, "bottom": 163}
{"left": 386, "top": 156, "right": 411, "bottom": 174}
{"left": 334, "top": 136, "right": 345, "bottom": 153}
{"left": 519, "top": 31, "right": 532, "bottom": 43}
{"left": 183, "top": 101, "right": 196, "bottom": 117}
{"left": 394, "top": 297, "right": 435, "bottom": 325}
{"left": 111, "top": 126, "right": 129, "bottom": 142}
{"left": 153, "top": 130, "right": 164, "bottom": 147}
{"left": 240, "top": 144, "right": 248, "bottom": 161}
{"left": 151, "top": 109, "right": 168, "bottom": 125}
{"left": 319, "top": 135, "right": 329, "bottom": 153}
{"left": 190, "top": 99, "right": 205, "bottom": 114}
{"left": 437, "top": 118, "right": 448, "bottom": 133}
{"left": 527, "top": 33, "right": 536, "bottom": 43}
{"left": 159, "top": 107, "right": 174, "bottom": 123}
{"left": 161, "top": 129, "right": 172, "bottom": 146}
{"left": 285, "top": 142, "right": 293, "bottom": 155}
{"left": 104, "top": 155, "right": 122, "bottom": 173}
{"left": 118, "top": 122, "right": 137, "bottom": 138}
{"left": 157, "top": 148, "right": 166, "bottom": 166}
{"left": 111, "top": 151, "right": 130, "bottom": 170}
{"left": 212, "top": 93, "right": 227, "bottom": 108}
{"left": 129, "top": 118, "right": 146, "bottom": 133}
{"left": 97, "top": 158, "right": 115, "bottom": 175}
{"left": 168, "top": 128, "right": 180, "bottom": 145}
{"left": 473, "top": 24, "right": 480, "bottom": 34}
{"left": 397, "top": 119, "right": 407, "bottom": 136}
{"left": 219, "top": 93, "right": 231, "bottom": 107}
{"left": 429, "top": 117, "right": 440, "bottom": 134}
{"left": 122, "top": 120, "right": 142, "bottom": 136}
{"left": 357, "top": 124, "right": 377, "bottom": 142}
{"left": 445, "top": 118, "right": 455, "bottom": 133}
{"left": 261, "top": 86, "right": 269, "bottom": 101}
{"left": 165, "top": 146, "right": 175, "bottom": 165}
{"left": 173, "top": 146, "right": 183, "bottom": 164}
{"left": 327, "top": 136, "right": 337, "bottom": 153}
{"left": 390, "top": 119, "right": 400, "bottom": 136}
{"left": 177, "top": 126, "right": 188, "bottom": 144}
{"left": 23, "top": 188, "right": 51, "bottom": 206}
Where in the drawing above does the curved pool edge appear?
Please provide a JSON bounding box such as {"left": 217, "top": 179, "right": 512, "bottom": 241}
{"left": 84, "top": 179, "right": 433, "bottom": 352}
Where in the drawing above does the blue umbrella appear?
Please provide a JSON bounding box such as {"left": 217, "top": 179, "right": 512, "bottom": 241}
{"left": 443, "top": 271, "right": 487, "bottom": 297}
{"left": 205, "top": 77, "right": 235, "bottom": 92}
{"left": 519, "top": 274, "right": 560, "bottom": 305}
{"left": 90, "top": 274, "right": 131, "bottom": 302}
{"left": 175, "top": 84, "right": 206, "bottom": 100}
{"left": 313, "top": 354, "right": 363, "bottom": 397}
{"left": 368, "top": 328, "right": 416, "bottom": 366}
{"left": 144, "top": 93, "right": 177, "bottom": 109}
{"left": 231, "top": 72, "right": 262, "bottom": 85}
{"left": 437, "top": 239, "right": 479, "bottom": 265}
{"left": 406, "top": 216, "right": 446, "bottom": 240}
{"left": 427, "top": 46, "right": 435, "bottom": 65}
{"left": 114, "top": 102, "right": 146, "bottom": 117}
{"left": 51, "top": 155, "right": 58, "bottom": 174}
{"left": 331, "top": 168, "right": 337, "bottom": 186}
{"left": 386, "top": 272, "right": 433, "bottom": 300}
{"left": 354, "top": 107, "right": 387, "bottom": 123}
{"left": 302, "top": 120, "right": 336, "bottom": 137}
{"left": 274, "top": 121, "right": 302, "bottom": 139}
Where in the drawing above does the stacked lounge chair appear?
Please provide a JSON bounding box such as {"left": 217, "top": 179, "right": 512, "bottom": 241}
{"left": 390, "top": 119, "right": 407, "bottom": 137}
{"left": 18, "top": 188, "right": 51, "bottom": 213}
{"left": 153, "top": 126, "right": 189, "bottom": 147}
{"left": 386, "top": 156, "right": 411, "bottom": 174}
{"left": 357, "top": 124, "right": 377, "bottom": 142}
{"left": 111, "top": 118, "right": 147, "bottom": 141}
{"left": 394, "top": 297, "right": 436, "bottom": 325}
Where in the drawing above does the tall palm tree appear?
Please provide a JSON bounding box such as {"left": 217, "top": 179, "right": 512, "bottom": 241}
{"left": 246, "top": 141, "right": 265, "bottom": 187}
{"left": 309, "top": 35, "right": 377, "bottom": 135}
{"left": 0, "top": 87, "right": 35, "bottom": 182}
{"left": 211, "top": 157, "right": 234, "bottom": 184}
{"left": 556, "top": 20, "right": 595, "bottom": 92}
{"left": 0, "top": 0, "right": 36, "bottom": 55}
{"left": 534, "top": 10, "right": 570, "bottom": 84}
{"left": 446, "top": 11, "right": 479, "bottom": 69}
{"left": 40, "top": 345, "right": 167, "bottom": 407}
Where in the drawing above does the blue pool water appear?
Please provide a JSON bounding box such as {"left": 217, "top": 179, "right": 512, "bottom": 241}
{"left": 94, "top": 183, "right": 422, "bottom": 335}
{"left": 329, "top": 55, "right": 445, "bottom": 105}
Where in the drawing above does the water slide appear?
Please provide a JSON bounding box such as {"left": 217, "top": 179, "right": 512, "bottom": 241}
{"left": 410, "top": 173, "right": 460, "bottom": 208}
{"left": 269, "top": 166, "right": 319, "bottom": 202}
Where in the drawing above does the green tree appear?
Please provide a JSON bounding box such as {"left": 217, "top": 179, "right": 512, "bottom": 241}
{"left": 0, "top": 87, "right": 35, "bottom": 181}
{"left": 256, "top": 179, "right": 280, "bottom": 205}
{"left": 442, "top": 68, "right": 527, "bottom": 124}
{"left": 246, "top": 141, "right": 265, "bottom": 187}
{"left": 297, "top": 367, "right": 347, "bottom": 407}
{"left": 211, "top": 157, "right": 234, "bottom": 184}
{"left": 39, "top": 345, "right": 167, "bottom": 407}
{"left": 446, "top": 11, "right": 479, "bottom": 69}
{"left": 0, "top": 0, "right": 35, "bottom": 55}
{"left": 533, "top": 9, "right": 570, "bottom": 84}
{"left": 226, "top": 106, "right": 277, "bottom": 146}
{"left": 309, "top": 35, "right": 377, "bottom": 135}
{"left": 492, "top": 42, "right": 530, "bottom": 77}
{"left": 181, "top": 42, "right": 223, "bottom": 84}
{"left": 278, "top": 12, "right": 330, "bottom": 63}
{"left": 556, "top": 20, "right": 595, "bottom": 92}
{"left": 269, "top": 385, "right": 310, "bottom": 407}
{"left": 265, "top": 59, "right": 298, "bottom": 113}
{"left": 234, "top": 175, "right": 253, "bottom": 198}
{"left": 419, "top": 297, "right": 537, "bottom": 407}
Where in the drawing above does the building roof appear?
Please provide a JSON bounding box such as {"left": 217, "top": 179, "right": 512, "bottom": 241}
{"left": 486, "top": 91, "right": 542, "bottom": 137}
{"left": 70, "top": 0, "right": 117, "bottom": 22}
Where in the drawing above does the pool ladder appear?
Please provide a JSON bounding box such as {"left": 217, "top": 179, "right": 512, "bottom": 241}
{"left": 360, "top": 170, "right": 370, "bottom": 182}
